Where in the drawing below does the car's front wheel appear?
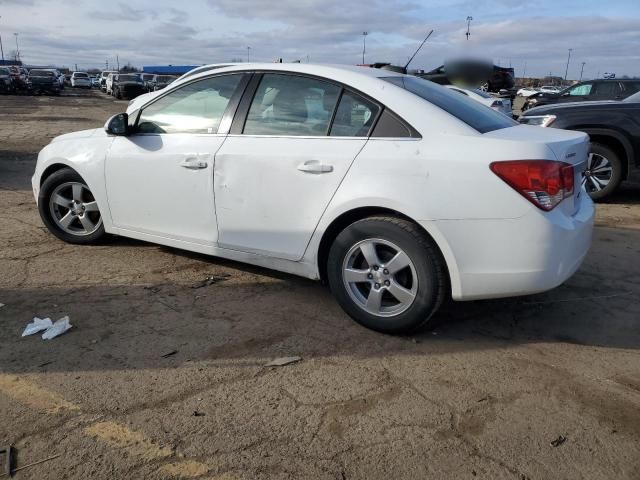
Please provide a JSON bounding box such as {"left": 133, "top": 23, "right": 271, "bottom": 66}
{"left": 327, "top": 216, "right": 447, "bottom": 333}
{"left": 38, "top": 168, "right": 106, "bottom": 244}
{"left": 583, "top": 143, "right": 623, "bottom": 201}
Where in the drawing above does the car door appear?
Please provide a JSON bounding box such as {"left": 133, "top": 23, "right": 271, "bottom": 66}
{"left": 213, "top": 73, "right": 380, "bottom": 260}
{"left": 105, "top": 73, "right": 248, "bottom": 245}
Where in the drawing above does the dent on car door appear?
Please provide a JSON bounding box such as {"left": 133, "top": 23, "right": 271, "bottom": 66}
{"left": 104, "top": 73, "right": 247, "bottom": 244}
{"left": 213, "top": 73, "right": 381, "bottom": 261}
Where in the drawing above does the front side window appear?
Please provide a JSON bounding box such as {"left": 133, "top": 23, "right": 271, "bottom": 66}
{"left": 330, "top": 91, "right": 380, "bottom": 137}
{"left": 567, "top": 83, "right": 592, "bottom": 96}
{"left": 137, "top": 74, "right": 243, "bottom": 134}
{"left": 243, "top": 74, "right": 340, "bottom": 136}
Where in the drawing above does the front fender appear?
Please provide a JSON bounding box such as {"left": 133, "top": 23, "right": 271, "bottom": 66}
{"left": 34, "top": 136, "right": 115, "bottom": 230}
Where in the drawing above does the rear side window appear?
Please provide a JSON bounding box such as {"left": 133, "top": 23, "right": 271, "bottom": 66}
{"left": 329, "top": 91, "right": 380, "bottom": 137}
{"left": 593, "top": 82, "right": 619, "bottom": 96}
{"left": 244, "top": 74, "right": 340, "bottom": 136}
{"left": 383, "top": 76, "right": 516, "bottom": 133}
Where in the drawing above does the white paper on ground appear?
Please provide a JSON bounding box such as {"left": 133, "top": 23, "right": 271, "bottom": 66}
{"left": 42, "top": 316, "right": 73, "bottom": 340}
{"left": 22, "top": 317, "right": 53, "bottom": 337}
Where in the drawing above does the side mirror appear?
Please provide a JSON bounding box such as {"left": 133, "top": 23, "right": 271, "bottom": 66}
{"left": 104, "top": 113, "right": 129, "bottom": 136}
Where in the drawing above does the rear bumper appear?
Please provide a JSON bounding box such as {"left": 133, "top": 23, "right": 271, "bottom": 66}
{"left": 424, "top": 192, "right": 594, "bottom": 300}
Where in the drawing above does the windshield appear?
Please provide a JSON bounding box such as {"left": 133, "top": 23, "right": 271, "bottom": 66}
{"left": 157, "top": 76, "right": 175, "bottom": 82}
{"left": 119, "top": 74, "right": 141, "bottom": 82}
{"left": 383, "top": 76, "right": 517, "bottom": 133}
{"left": 30, "top": 70, "right": 55, "bottom": 77}
{"left": 0, "top": 68, "right": 9, "bottom": 76}
{"left": 142, "top": 74, "right": 154, "bottom": 80}
{"left": 623, "top": 91, "right": 640, "bottom": 103}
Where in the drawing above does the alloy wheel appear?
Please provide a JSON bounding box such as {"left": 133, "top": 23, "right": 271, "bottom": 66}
{"left": 48, "top": 181, "right": 102, "bottom": 236}
{"left": 582, "top": 152, "right": 613, "bottom": 193}
{"left": 342, "top": 238, "right": 418, "bottom": 317}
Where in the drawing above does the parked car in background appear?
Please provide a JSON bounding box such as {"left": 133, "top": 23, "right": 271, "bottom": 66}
{"left": 111, "top": 73, "right": 145, "bottom": 99}
{"left": 519, "top": 90, "right": 640, "bottom": 200}
{"left": 27, "top": 69, "right": 61, "bottom": 95}
{"left": 141, "top": 73, "right": 155, "bottom": 92}
{"left": 516, "top": 86, "right": 538, "bottom": 97}
{"left": 445, "top": 85, "right": 512, "bottom": 116}
{"left": 0, "top": 67, "right": 16, "bottom": 94}
{"left": 99, "top": 70, "right": 117, "bottom": 91}
{"left": 71, "top": 72, "right": 92, "bottom": 88}
{"left": 538, "top": 85, "right": 562, "bottom": 94}
{"left": 523, "top": 79, "right": 640, "bottom": 111}
{"left": 33, "top": 63, "right": 593, "bottom": 333}
{"left": 9, "top": 66, "right": 28, "bottom": 92}
{"left": 105, "top": 74, "right": 115, "bottom": 95}
{"left": 53, "top": 70, "right": 65, "bottom": 89}
{"left": 90, "top": 75, "right": 100, "bottom": 87}
{"left": 150, "top": 74, "right": 178, "bottom": 91}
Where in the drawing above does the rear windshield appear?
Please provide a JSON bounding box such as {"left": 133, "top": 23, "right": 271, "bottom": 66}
{"left": 30, "top": 70, "right": 55, "bottom": 77}
{"left": 118, "top": 74, "right": 141, "bottom": 81}
{"left": 623, "top": 91, "right": 640, "bottom": 103}
{"left": 157, "top": 76, "right": 175, "bottom": 82}
{"left": 382, "top": 76, "right": 517, "bottom": 133}
{"left": 74, "top": 72, "right": 89, "bottom": 78}
{"left": 0, "top": 68, "right": 10, "bottom": 75}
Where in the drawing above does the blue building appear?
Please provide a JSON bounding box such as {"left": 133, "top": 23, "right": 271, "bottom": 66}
{"left": 142, "top": 65, "right": 200, "bottom": 75}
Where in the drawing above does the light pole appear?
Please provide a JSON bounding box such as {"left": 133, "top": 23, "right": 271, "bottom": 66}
{"left": 0, "top": 16, "right": 5, "bottom": 63}
{"left": 362, "top": 32, "right": 368, "bottom": 64}
{"left": 247, "top": 46, "right": 251, "bottom": 63}
{"left": 13, "top": 32, "right": 19, "bottom": 62}
{"left": 564, "top": 48, "right": 572, "bottom": 82}
{"left": 466, "top": 16, "right": 473, "bottom": 40}
{"left": 579, "top": 61, "right": 586, "bottom": 81}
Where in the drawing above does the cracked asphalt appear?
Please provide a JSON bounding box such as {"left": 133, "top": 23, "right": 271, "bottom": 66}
{"left": 1, "top": 90, "right": 640, "bottom": 479}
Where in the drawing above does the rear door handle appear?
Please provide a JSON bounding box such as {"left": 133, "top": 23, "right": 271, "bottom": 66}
{"left": 180, "top": 157, "right": 208, "bottom": 169}
{"left": 297, "top": 160, "right": 333, "bottom": 174}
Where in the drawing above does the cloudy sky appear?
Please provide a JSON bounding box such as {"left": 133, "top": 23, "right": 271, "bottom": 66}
{"left": 1, "top": 0, "right": 639, "bottom": 78}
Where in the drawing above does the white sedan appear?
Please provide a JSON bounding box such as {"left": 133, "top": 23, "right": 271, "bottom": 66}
{"left": 32, "top": 63, "right": 594, "bottom": 333}
{"left": 70, "top": 72, "right": 92, "bottom": 88}
{"left": 517, "top": 87, "right": 538, "bottom": 97}
{"left": 445, "top": 85, "right": 512, "bottom": 116}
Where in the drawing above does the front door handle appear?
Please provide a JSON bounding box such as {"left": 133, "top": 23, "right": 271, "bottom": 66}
{"left": 180, "top": 157, "right": 208, "bottom": 169}
{"left": 297, "top": 160, "right": 333, "bottom": 174}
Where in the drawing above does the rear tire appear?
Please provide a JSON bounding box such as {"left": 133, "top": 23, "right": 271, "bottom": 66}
{"left": 38, "top": 168, "right": 106, "bottom": 245}
{"left": 584, "top": 143, "right": 623, "bottom": 201}
{"left": 327, "top": 216, "right": 447, "bottom": 333}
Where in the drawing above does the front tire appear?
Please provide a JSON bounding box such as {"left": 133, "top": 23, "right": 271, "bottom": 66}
{"left": 327, "top": 216, "right": 447, "bottom": 333}
{"left": 38, "top": 168, "right": 106, "bottom": 244}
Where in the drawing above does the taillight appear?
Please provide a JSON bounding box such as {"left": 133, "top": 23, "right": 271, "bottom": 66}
{"left": 490, "top": 160, "right": 575, "bottom": 211}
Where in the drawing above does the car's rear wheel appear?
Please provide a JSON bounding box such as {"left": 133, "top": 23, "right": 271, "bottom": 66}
{"left": 327, "top": 216, "right": 447, "bottom": 333}
{"left": 583, "top": 143, "right": 623, "bottom": 201}
{"left": 38, "top": 168, "right": 106, "bottom": 244}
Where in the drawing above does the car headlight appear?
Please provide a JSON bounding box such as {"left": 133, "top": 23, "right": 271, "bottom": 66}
{"left": 518, "top": 115, "right": 556, "bottom": 127}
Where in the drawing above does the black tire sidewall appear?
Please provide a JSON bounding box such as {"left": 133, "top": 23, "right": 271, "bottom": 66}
{"left": 588, "top": 143, "right": 623, "bottom": 201}
{"left": 38, "top": 168, "right": 106, "bottom": 244}
{"left": 327, "top": 218, "right": 443, "bottom": 333}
